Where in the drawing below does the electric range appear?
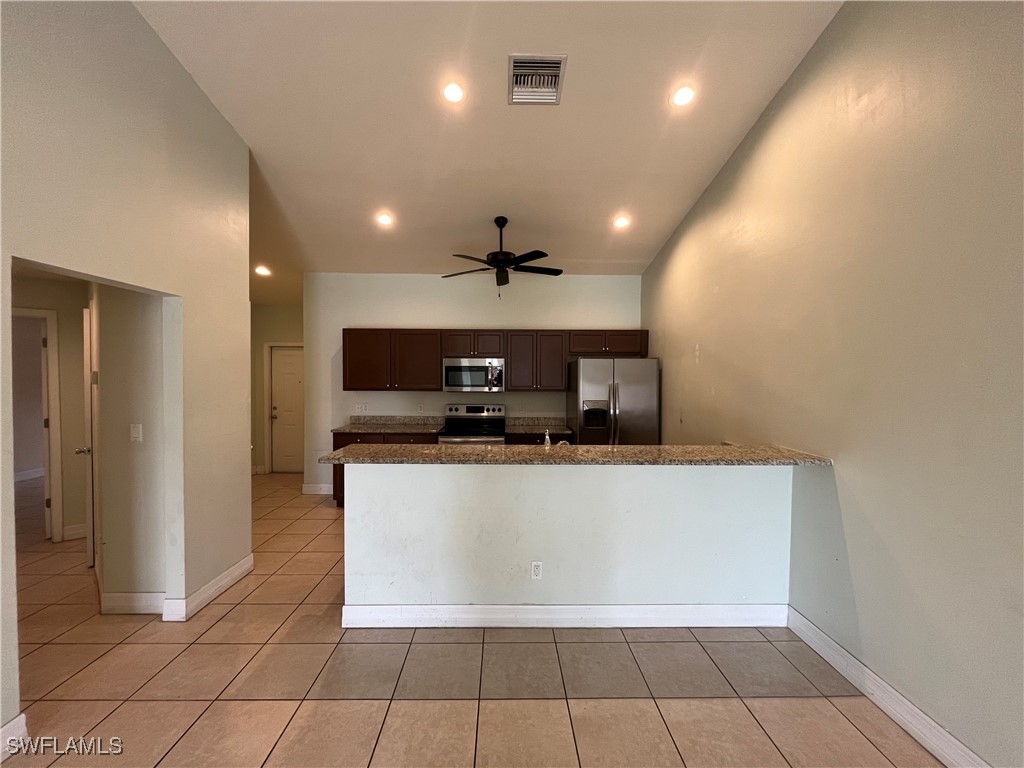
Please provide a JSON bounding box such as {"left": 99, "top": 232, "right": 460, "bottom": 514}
{"left": 436, "top": 403, "right": 506, "bottom": 445}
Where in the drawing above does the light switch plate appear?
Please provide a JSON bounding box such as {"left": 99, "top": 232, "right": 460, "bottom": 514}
{"left": 130, "top": 423, "right": 143, "bottom": 442}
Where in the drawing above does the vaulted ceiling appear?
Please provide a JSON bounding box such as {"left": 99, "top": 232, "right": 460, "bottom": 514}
{"left": 137, "top": 2, "right": 840, "bottom": 302}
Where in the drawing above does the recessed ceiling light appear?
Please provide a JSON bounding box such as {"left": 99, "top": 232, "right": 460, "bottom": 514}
{"left": 254, "top": 265, "right": 271, "bottom": 276}
{"left": 671, "top": 86, "right": 696, "bottom": 108}
{"left": 442, "top": 82, "right": 465, "bottom": 103}
{"left": 375, "top": 212, "right": 394, "bottom": 227}
{"left": 612, "top": 215, "right": 632, "bottom": 230}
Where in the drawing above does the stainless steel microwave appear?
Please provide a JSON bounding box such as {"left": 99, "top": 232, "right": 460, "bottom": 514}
{"left": 442, "top": 358, "right": 504, "bottom": 393}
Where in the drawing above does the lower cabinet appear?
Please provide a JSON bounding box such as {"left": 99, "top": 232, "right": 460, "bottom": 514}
{"left": 332, "top": 431, "right": 436, "bottom": 505}
{"left": 505, "top": 432, "right": 574, "bottom": 446}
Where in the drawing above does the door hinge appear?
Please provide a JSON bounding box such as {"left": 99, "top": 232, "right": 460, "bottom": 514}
{"left": 45, "top": 498, "right": 51, "bottom": 509}
{"left": 43, "top": 417, "right": 49, "bottom": 429}
{"left": 41, "top": 337, "right": 48, "bottom": 348}
{"left": 91, "top": 370, "right": 99, "bottom": 385}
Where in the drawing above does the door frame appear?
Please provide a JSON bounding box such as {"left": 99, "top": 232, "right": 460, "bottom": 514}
{"left": 83, "top": 300, "right": 101, "bottom": 573}
{"left": 12, "top": 308, "right": 64, "bottom": 543}
{"left": 262, "top": 342, "right": 303, "bottom": 473}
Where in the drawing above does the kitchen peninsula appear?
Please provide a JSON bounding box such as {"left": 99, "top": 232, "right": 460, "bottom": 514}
{"left": 320, "top": 443, "right": 829, "bottom": 628}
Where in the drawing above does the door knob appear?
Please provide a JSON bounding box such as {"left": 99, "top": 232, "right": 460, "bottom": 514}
{"left": 271, "top": 415, "right": 278, "bottom": 420}
{"left": 74, "top": 447, "right": 92, "bottom": 455}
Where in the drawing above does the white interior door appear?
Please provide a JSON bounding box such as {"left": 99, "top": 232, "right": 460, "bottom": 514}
{"left": 270, "top": 346, "right": 304, "bottom": 473}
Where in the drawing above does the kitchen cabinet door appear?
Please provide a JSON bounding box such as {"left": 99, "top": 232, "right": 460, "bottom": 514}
{"left": 605, "top": 331, "right": 647, "bottom": 356}
{"left": 568, "top": 331, "right": 607, "bottom": 355}
{"left": 391, "top": 330, "right": 442, "bottom": 390}
{"left": 506, "top": 332, "right": 537, "bottom": 390}
{"left": 441, "top": 331, "right": 474, "bottom": 358}
{"left": 474, "top": 331, "right": 504, "bottom": 356}
{"left": 505, "top": 434, "right": 546, "bottom": 445}
{"left": 568, "top": 330, "right": 648, "bottom": 356}
{"left": 343, "top": 329, "right": 391, "bottom": 390}
{"left": 383, "top": 433, "right": 438, "bottom": 444}
{"left": 332, "top": 432, "right": 385, "bottom": 505}
{"left": 442, "top": 330, "right": 503, "bottom": 357}
{"left": 536, "top": 332, "right": 567, "bottom": 390}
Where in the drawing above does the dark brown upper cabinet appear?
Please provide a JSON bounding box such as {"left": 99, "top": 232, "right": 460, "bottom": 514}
{"left": 441, "top": 330, "right": 505, "bottom": 358}
{"left": 507, "top": 331, "right": 566, "bottom": 391}
{"left": 568, "top": 330, "right": 648, "bottom": 357}
{"left": 342, "top": 329, "right": 391, "bottom": 390}
{"left": 343, "top": 328, "right": 441, "bottom": 391}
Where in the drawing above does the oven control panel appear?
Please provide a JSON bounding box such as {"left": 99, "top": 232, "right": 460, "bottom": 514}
{"left": 445, "top": 404, "right": 504, "bottom": 416}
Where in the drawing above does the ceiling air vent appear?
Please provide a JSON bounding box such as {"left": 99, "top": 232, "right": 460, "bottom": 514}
{"left": 508, "top": 55, "right": 567, "bottom": 105}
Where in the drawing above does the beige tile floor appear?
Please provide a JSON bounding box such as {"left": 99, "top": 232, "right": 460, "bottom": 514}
{"left": 9, "top": 474, "right": 944, "bottom": 767}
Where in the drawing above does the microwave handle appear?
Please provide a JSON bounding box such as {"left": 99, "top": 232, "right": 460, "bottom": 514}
{"left": 487, "top": 362, "right": 494, "bottom": 391}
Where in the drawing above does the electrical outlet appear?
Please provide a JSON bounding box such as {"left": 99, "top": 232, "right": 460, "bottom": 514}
{"left": 531, "top": 561, "right": 543, "bottom": 580}
{"left": 356, "top": 403, "right": 367, "bottom": 414}
{"left": 417, "top": 403, "right": 424, "bottom": 413}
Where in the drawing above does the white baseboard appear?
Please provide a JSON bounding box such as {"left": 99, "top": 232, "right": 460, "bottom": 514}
{"left": 63, "top": 524, "right": 86, "bottom": 540}
{"left": 14, "top": 467, "right": 44, "bottom": 482}
{"left": 343, "top": 603, "right": 788, "bottom": 628}
{"left": 100, "top": 592, "right": 164, "bottom": 614}
{"left": 788, "top": 607, "right": 987, "bottom": 768}
{"left": 1, "top": 714, "right": 28, "bottom": 761}
{"left": 302, "top": 483, "right": 332, "bottom": 494}
{"left": 162, "top": 553, "right": 253, "bottom": 621}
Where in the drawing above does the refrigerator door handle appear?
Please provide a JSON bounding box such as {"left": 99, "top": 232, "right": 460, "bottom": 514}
{"left": 613, "top": 382, "right": 622, "bottom": 445}
{"left": 607, "top": 382, "right": 615, "bottom": 445}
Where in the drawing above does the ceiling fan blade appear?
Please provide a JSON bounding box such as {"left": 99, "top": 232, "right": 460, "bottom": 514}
{"left": 453, "top": 254, "right": 489, "bottom": 265}
{"left": 496, "top": 268, "right": 510, "bottom": 287}
{"left": 512, "top": 265, "right": 563, "bottom": 277}
{"left": 508, "top": 249, "right": 548, "bottom": 266}
{"left": 442, "top": 267, "right": 492, "bottom": 279}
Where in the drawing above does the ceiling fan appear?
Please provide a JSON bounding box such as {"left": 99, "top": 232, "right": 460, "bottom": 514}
{"left": 443, "top": 216, "right": 563, "bottom": 287}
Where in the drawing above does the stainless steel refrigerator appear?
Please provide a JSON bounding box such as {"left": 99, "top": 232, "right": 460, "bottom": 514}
{"left": 566, "top": 358, "right": 660, "bottom": 445}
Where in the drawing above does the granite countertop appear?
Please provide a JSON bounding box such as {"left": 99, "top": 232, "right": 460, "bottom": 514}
{"left": 319, "top": 444, "right": 831, "bottom": 466}
{"left": 332, "top": 423, "right": 442, "bottom": 434}
{"left": 332, "top": 415, "right": 570, "bottom": 435}
{"left": 332, "top": 416, "right": 442, "bottom": 434}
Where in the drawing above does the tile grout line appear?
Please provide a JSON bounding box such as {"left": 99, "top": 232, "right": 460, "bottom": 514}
{"left": 821, "top": 697, "right": 900, "bottom": 768}
{"left": 366, "top": 638, "right": 414, "bottom": 767}
{"left": 552, "top": 631, "right": 584, "bottom": 768}
{"left": 473, "top": 635, "right": 483, "bottom": 768}
{"left": 21, "top": 515, "right": 313, "bottom": 762}
{"left": 151, "top": 481, "right": 313, "bottom": 766}
{"left": 256, "top": 565, "right": 345, "bottom": 767}
{"left": 623, "top": 636, "right": 688, "bottom": 767}
{"left": 696, "top": 637, "right": 794, "bottom": 768}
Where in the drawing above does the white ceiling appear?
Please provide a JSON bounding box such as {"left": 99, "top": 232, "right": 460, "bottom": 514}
{"left": 137, "top": 2, "right": 840, "bottom": 302}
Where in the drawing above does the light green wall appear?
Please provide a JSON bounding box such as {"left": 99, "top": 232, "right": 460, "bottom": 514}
{"left": 97, "top": 285, "right": 167, "bottom": 594}
{"left": 641, "top": 4, "right": 1022, "bottom": 764}
{"left": 12, "top": 277, "right": 89, "bottom": 531}
{"left": 1, "top": 1, "right": 250, "bottom": 726}
{"left": 250, "top": 303, "right": 303, "bottom": 471}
